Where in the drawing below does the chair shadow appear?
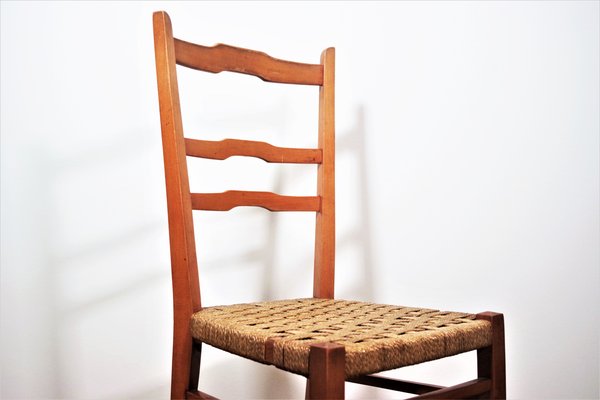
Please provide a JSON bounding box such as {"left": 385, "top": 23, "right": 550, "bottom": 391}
{"left": 39, "top": 129, "right": 169, "bottom": 399}
{"left": 334, "top": 105, "right": 375, "bottom": 301}
{"left": 253, "top": 105, "right": 375, "bottom": 398}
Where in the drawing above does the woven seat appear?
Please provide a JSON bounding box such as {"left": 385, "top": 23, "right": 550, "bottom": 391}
{"left": 191, "top": 298, "right": 492, "bottom": 377}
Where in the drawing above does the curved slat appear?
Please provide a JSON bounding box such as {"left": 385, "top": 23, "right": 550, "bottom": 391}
{"left": 174, "top": 39, "right": 323, "bottom": 85}
{"left": 185, "top": 138, "right": 322, "bottom": 164}
{"left": 191, "top": 191, "right": 320, "bottom": 212}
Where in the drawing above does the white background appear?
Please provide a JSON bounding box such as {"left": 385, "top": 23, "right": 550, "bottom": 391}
{"left": 1, "top": 1, "right": 598, "bottom": 399}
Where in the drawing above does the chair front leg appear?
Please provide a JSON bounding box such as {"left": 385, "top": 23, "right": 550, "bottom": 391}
{"left": 306, "top": 343, "right": 345, "bottom": 400}
{"left": 476, "top": 312, "right": 506, "bottom": 399}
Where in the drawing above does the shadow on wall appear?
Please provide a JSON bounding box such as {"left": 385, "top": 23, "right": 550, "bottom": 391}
{"left": 335, "top": 106, "right": 375, "bottom": 301}
{"left": 37, "top": 128, "right": 172, "bottom": 399}
{"left": 261, "top": 105, "right": 374, "bottom": 301}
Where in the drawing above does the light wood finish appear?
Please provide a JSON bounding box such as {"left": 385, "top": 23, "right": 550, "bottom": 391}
{"left": 313, "top": 48, "right": 335, "bottom": 299}
{"left": 174, "top": 39, "right": 323, "bottom": 85}
{"left": 307, "top": 343, "right": 345, "bottom": 400}
{"left": 153, "top": 11, "right": 201, "bottom": 399}
{"left": 190, "top": 191, "right": 320, "bottom": 212}
{"left": 185, "top": 138, "right": 322, "bottom": 163}
{"left": 153, "top": 10, "right": 506, "bottom": 400}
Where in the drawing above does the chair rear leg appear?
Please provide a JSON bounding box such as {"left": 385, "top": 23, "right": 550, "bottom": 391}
{"left": 476, "top": 312, "right": 506, "bottom": 399}
{"left": 306, "top": 343, "right": 345, "bottom": 400}
{"left": 171, "top": 334, "right": 191, "bottom": 399}
{"left": 171, "top": 331, "right": 202, "bottom": 400}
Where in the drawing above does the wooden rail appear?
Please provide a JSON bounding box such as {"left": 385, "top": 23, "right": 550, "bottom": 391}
{"left": 348, "top": 375, "right": 444, "bottom": 395}
{"left": 407, "top": 378, "right": 491, "bottom": 399}
{"left": 174, "top": 39, "right": 323, "bottom": 85}
{"left": 185, "top": 138, "right": 322, "bottom": 163}
{"left": 191, "top": 190, "right": 320, "bottom": 212}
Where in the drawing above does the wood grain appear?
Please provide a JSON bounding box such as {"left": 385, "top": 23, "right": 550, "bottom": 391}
{"left": 174, "top": 39, "right": 323, "bottom": 85}
{"left": 477, "top": 312, "right": 506, "bottom": 399}
{"left": 307, "top": 343, "right": 345, "bottom": 400}
{"left": 153, "top": 11, "right": 202, "bottom": 399}
{"left": 185, "top": 138, "right": 322, "bottom": 164}
{"left": 313, "top": 48, "right": 336, "bottom": 299}
{"left": 191, "top": 191, "right": 320, "bottom": 212}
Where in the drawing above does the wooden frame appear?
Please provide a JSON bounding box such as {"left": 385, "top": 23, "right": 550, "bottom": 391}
{"left": 153, "top": 12, "right": 201, "bottom": 399}
{"left": 313, "top": 47, "right": 335, "bottom": 300}
{"left": 153, "top": 10, "right": 505, "bottom": 400}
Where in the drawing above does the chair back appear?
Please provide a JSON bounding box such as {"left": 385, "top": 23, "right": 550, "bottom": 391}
{"left": 152, "top": 11, "right": 336, "bottom": 324}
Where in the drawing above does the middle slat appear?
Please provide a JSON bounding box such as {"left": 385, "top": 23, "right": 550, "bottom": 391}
{"left": 191, "top": 191, "right": 321, "bottom": 212}
{"left": 185, "top": 138, "right": 322, "bottom": 164}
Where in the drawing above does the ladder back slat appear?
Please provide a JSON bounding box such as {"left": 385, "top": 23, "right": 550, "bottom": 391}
{"left": 185, "top": 138, "right": 322, "bottom": 164}
{"left": 191, "top": 191, "right": 320, "bottom": 212}
{"left": 174, "top": 39, "right": 323, "bottom": 86}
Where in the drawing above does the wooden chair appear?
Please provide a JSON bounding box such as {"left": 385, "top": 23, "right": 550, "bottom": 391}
{"left": 153, "top": 10, "right": 506, "bottom": 400}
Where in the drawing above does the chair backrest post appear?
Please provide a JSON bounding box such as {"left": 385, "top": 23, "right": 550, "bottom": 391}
{"left": 154, "top": 11, "right": 202, "bottom": 313}
{"left": 154, "top": 12, "right": 203, "bottom": 397}
{"left": 313, "top": 48, "right": 335, "bottom": 299}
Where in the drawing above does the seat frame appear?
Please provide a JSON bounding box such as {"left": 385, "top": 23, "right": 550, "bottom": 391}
{"left": 153, "top": 10, "right": 505, "bottom": 400}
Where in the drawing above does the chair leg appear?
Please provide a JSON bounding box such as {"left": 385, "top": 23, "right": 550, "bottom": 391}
{"left": 188, "top": 341, "right": 202, "bottom": 391}
{"left": 171, "top": 333, "right": 192, "bottom": 399}
{"left": 306, "top": 343, "right": 345, "bottom": 400}
{"left": 171, "top": 331, "right": 202, "bottom": 399}
{"left": 476, "top": 312, "right": 506, "bottom": 400}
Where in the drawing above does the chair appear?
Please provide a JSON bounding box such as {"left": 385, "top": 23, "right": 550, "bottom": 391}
{"left": 153, "top": 10, "right": 506, "bottom": 400}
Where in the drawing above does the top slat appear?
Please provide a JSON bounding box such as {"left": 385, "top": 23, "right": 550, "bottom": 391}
{"left": 174, "top": 39, "right": 323, "bottom": 85}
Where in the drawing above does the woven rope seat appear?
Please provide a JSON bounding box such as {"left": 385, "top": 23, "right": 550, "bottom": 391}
{"left": 191, "top": 298, "right": 492, "bottom": 377}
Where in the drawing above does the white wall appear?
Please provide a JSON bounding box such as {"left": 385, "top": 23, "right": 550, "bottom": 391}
{"left": 1, "top": 1, "right": 598, "bottom": 399}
